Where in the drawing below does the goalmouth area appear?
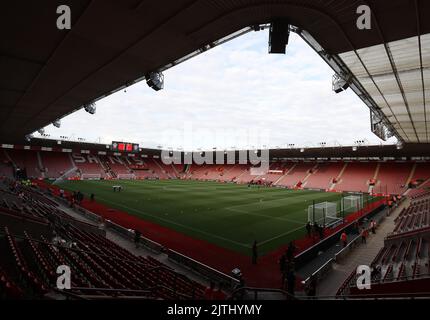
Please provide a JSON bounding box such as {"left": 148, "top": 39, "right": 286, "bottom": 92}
{"left": 55, "top": 179, "right": 381, "bottom": 256}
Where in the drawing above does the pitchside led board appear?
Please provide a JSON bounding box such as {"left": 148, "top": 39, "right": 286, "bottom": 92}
{"left": 111, "top": 141, "right": 139, "bottom": 153}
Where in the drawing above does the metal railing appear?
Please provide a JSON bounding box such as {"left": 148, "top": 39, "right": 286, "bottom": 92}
{"left": 229, "top": 286, "right": 296, "bottom": 301}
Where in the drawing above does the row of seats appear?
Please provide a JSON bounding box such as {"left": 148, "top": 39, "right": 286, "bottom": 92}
{"left": 337, "top": 194, "right": 430, "bottom": 297}
{"left": 393, "top": 198, "right": 430, "bottom": 234}
{"left": 0, "top": 179, "right": 207, "bottom": 299}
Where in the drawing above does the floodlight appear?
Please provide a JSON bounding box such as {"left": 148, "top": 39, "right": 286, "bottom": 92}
{"left": 53, "top": 119, "right": 61, "bottom": 128}
{"left": 84, "top": 102, "right": 96, "bottom": 114}
{"left": 332, "top": 73, "right": 351, "bottom": 93}
{"left": 145, "top": 71, "right": 164, "bottom": 91}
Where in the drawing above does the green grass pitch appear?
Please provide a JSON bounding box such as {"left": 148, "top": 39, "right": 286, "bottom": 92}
{"left": 56, "top": 179, "right": 374, "bottom": 256}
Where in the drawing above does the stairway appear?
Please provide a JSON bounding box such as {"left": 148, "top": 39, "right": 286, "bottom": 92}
{"left": 99, "top": 158, "right": 115, "bottom": 178}
{"left": 330, "top": 163, "right": 348, "bottom": 190}
{"left": 274, "top": 163, "right": 297, "bottom": 186}
{"left": 302, "top": 163, "right": 319, "bottom": 188}
{"left": 36, "top": 152, "right": 45, "bottom": 179}
{"left": 369, "top": 163, "right": 381, "bottom": 193}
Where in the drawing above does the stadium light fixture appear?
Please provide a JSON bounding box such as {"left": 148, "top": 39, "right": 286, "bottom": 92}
{"left": 53, "top": 119, "right": 61, "bottom": 128}
{"left": 84, "top": 102, "right": 96, "bottom": 114}
{"left": 25, "top": 134, "right": 33, "bottom": 142}
{"left": 396, "top": 142, "right": 404, "bottom": 150}
{"left": 145, "top": 71, "right": 164, "bottom": 91}
{"left": 37, "top": 128, "right": 45, "bottom": 135}
{"left": 352, "top": 146, "right": 358, "bottom": 151}
{"left": 268, "top": 19, "right": 290, "bottom": 54}
{"left": 332, "top": 72, "right": 351, "bottom": 93}
{"left": 300, "top": 148, "right": 305, "bottom": 153}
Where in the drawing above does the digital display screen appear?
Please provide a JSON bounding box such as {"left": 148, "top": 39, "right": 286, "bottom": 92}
{"left": 111, "top": 141, "right": 139, "bottom": 153}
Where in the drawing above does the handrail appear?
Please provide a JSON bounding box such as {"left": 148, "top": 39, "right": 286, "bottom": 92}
{"left": 303, "top": 257, "right": 335, "bottom": 286}
{"left": 229, "top": 286, "right": 296, "bottom": 300}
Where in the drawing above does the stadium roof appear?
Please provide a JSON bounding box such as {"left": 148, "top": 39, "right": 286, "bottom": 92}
{"left": 340, "top": 34, "right": 430, "bottom": 143}
{"left": 1, "top": 0, "right": 429, "bottom": 144}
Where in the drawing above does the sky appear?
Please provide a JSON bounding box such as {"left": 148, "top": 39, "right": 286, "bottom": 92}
{"left": 36, "top": 30, "right": 397, "bottom": 151}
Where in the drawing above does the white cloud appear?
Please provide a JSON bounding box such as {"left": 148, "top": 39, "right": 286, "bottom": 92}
{"left": 40, "top": 31, "right": 397, "bottom": 150}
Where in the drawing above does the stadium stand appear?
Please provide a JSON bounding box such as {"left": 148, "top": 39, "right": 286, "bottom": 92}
{"left": 337, "top": 193, "right": 430, "bottom": 297}
{"left": 275, "top": 162, "right": 316, "bottom": 188}
{"left": 375, "top": 162, "right": 413, "bottom": 195}
{"left": 0, "top": 151, "right": 14, "bottom": 179}
{"left": 1, "top": 148, "right": 427, "bottom": 197}
{"left": 334, "top": 162, "right": 377, "bottom": 193}
{"left": 71, "top": 154, "right": 106, "bottom": 179}
{"left": 40, "top": 152, "right": 75, "bottom": 179}
{"left": 0, "top": 178, "right": 207, "bottom": 300}
{"left": 7, "top": 150, "right": 42, "bottom": 179}
{"left": 304, "top": 162, "right": 344, "bottom": 190}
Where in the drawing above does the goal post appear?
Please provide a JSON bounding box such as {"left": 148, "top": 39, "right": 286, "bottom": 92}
{"left": 81, "top": 173, "right": 102, "bottom": 180}
{"left": 117, "top": 173, "right": 136, "bottom": 180}
{"left": 341, "top": 194, "right": 364, "bottom": 215}
{"left": 308, "top": 201, "right": 338, "bottom": 226}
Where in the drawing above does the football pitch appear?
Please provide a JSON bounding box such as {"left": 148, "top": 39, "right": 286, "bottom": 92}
{"left": 56, "top": 179, "right": 374, "bottom": 255}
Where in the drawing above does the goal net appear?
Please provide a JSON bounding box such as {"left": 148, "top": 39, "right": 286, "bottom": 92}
{"left": 342, "top": 194, "right": 363, "bottom": 214}
{"left": 308, "top": 201, "right": 339, "bottom": 226}
{"left": 81, "top": 173, "right": 102, "bottom": 180}
{"left": 117, "top": 173, "right": 136, "bottom": 180}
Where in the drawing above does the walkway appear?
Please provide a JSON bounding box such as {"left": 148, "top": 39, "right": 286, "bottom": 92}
{"left": 315, "top": 199, "right": 409, "bottom": 297}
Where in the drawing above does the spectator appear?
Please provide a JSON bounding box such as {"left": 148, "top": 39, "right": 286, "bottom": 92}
{"left": 340, "top": 231, "right": 347, "bottom": 247}
{"left": 279, "top": 252, "right": 287, "bottom": 287}
{"left": 77, "top": 191, "right": 84, "bottom": 204}
{"left": 252, "top": 240, "right": 258, "bottom": 265}
{"left": 318, "top": 225, "right": 325, "bottom": 240}
{"left": 353, "top": 221, "right": 360, "bottom": 234}
{"left": 305, "top": 275, "right": 317, "bottom": 298}
{"left": 90, "top": 193, "right": 95, "bottom": 202}
{"left": 305, "top": 221, "right": 312, "bottom": 237}
{"left": 286, "top": 241, "right": 296, "bottom": 262}
{"left": 134, "top": 229, "right": 142, "bottom": 248}
{"left": 313, "top": 223, "right": 320, "bottom": 238}
{"left": 286, "top": 269, "right": 296, "bottom": 298}
{"left": 361, "top": 228, "right": 369, "bottom": 244}
{"left": 213, "top": 283, "right": 226, "bottom": 300}
{"left": 370, "top": 220, "right": 377, "bottom": 234}
{"left": 204, "top": 282, "right": 215, "bottom": 300}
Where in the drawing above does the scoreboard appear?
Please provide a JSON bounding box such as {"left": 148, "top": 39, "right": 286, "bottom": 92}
{"left": 111, "top": 141, "right": 140, "bottom": 153}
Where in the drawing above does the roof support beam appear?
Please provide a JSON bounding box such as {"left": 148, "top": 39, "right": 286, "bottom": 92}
{"left": 365, "top": 1, "right": 420, "bottom": 143}
{"left": 415, "top": 0, "right": 428, "bottom": 142}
